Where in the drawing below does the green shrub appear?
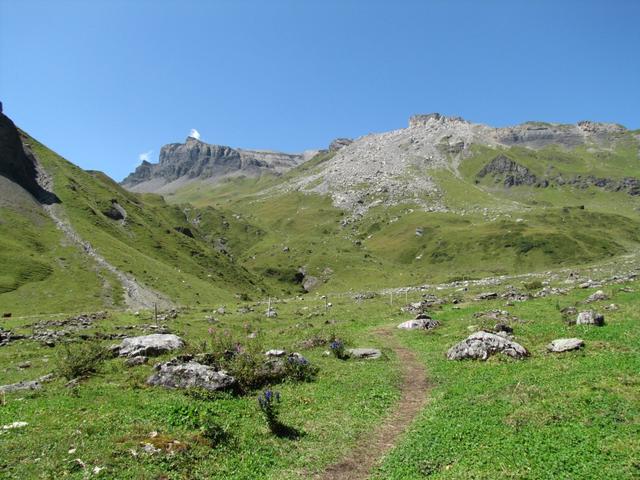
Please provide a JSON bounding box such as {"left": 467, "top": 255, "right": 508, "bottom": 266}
{"left": 523, "top": 280, "right": 543, "bottom": 291}
{"left": 55, "top": 340, "right": 108, "bottom": 380}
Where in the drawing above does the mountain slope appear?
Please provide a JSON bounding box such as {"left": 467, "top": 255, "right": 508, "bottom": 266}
{"left": 159, "top": 114, "right": 640, "bottom": 291}
{"left": 0, "top": 113, "right": 268, "bottom": 314}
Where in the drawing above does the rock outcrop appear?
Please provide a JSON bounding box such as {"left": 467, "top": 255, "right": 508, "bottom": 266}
{"left": 0, "top": 112, "right": 59, "bottom": 204}
{"left": 122, "top": 136, "right": 313, "bottom": 193}
{"left": 477, "top": 155, "right": 539, "bottom": 187}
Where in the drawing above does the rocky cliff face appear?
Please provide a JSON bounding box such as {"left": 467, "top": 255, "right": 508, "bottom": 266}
{"left": 122, "top": 136, "right": 314, "bottom": 193}
{"left": 0, "top": 112, "right": 59, "bottom": 204}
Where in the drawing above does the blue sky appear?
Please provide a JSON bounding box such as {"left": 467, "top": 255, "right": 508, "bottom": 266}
{"left": 1, "top": 0, "right": 639, "bottom": 181}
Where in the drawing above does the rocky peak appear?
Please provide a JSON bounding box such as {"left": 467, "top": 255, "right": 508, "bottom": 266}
{"left": 122, "top": 137, "right": 308, "bottom": 193}
{"left": 329, "top": 138, "right": 353, "bottom": 152}
{"left": 409, "top": 113, "right": 468, "bottom": 128}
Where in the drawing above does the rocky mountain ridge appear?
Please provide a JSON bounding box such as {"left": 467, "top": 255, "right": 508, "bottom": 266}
{"left": 275, "top": 113, "right": 636, "bottom": 217}
{"left": 122, "top": 136, "right": 318, "bottom": 193}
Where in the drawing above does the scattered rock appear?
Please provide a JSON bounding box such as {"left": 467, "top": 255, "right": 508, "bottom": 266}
{"left": 347, "top": 348, "right": 382, "bottom": 360}
{"left": 353, "top": 292, "right": 376, "bottom": 301}
{"left": 585, "top": 290, "right": 609, "bottom": 303}
{"left": 475, "top": 292, "right": 498, "bottom": 301}
{"left": 397, "top": 318, "right": 440, "bottom": 330}
{"left": 447, "top": 331, "right": 529, "bottom": 361}
{"left": 575, "top": 311, "right": 605, "bottom": 326}
{"left": 0, "top": 374, "right": 54, "bottom": 394}
{"left": 147, "top": 357, "right": 235, "bottom": 391}
{"left": 547, "top": 338, "right": 585, "bottom": 353}
{"left": 265, "top": 349, "right": 286, "bottom": 357}
{"left": 604, "top": 303, "right": 619, "bottom": 311}
{"left": 115, "top": 334, "right": 185, "bottom": 358}
{"left": 125, "top": 356, "right": 149, "bottom": 367}
{"left": 0, "top": 327, "right": 26, "bottom": 347}
{"left": 473, "top": 309, "right": 520, "bottom": 323}
{"left": 2, "top": 421, "right": 28, "bottom": 430}
{"left": 265, "top": 309, "right": 278, "bottom": 318}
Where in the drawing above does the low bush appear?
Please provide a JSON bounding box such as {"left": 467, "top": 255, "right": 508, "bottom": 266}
{"left": 523, "top": 280, "right": 543, "bottom": 291}
{"left": 55, "top": 340, "right": 108, "bottom": 380}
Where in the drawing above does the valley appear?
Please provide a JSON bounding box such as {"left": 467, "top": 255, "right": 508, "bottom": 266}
{"left": 1, "top": 109, "right": 639, "bottom": 479}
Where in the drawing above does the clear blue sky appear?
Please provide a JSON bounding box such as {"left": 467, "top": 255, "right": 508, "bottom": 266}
{"left": 1, "top": 0, "right": 639, "bottom": 181}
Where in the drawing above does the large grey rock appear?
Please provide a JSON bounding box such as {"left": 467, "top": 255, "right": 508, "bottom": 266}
{"left": 547, "top": 338, "right": 585, "bottom": 353}
{"left": 147, "top": 358, "right": 235, "bottom": 391}
{"left": 347, "top": 348, "right": 382, "bottom": 360}
{"left": 116, "top": 334, "right": 184, "bottom": 357}
{"left": 576, "top": 311, "right": 605, "bottom": 326}
{"left": 447, "top": 331, "right": 529, "bottom": 361}
{"left": 397, "top": 318, "right": 440, "bottom": 330}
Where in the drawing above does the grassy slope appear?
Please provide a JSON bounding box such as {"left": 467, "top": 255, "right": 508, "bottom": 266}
{"left": 0, "top": 128, "right": 277, "bottom": 314}
{"left": 1, "top": 280, "right": 638, "bottom": 478}
{"left": 15, "top": 135, "right": 268, "bottom": 309}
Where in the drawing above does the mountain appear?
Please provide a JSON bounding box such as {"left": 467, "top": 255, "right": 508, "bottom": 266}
{"left": 121, "top": 135, "right": 318, "bottom": 194}
{"left": 3, "top": 111, "right": 640, "bottom": 312}
{"left": 157, "top": 113, "right": 640, "bottom": 291}
{"left": 0, "top": 112, "right": 269, "bottom": 315}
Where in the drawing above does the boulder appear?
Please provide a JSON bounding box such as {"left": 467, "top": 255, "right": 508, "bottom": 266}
{"left": 585, "top": 290, "right": 609, "bottom": 303}
{"left": 547, "top": 338, "right": 585, "bottom": 353}
{"left": 116, "top": 334, "right": 184, "bottom": 357}
{"left": 447, "top": 331, "right": 528, "bottom": 361}
{"left": 347, "top": 348, "right": 382, "bottom": 360}
{"left": 576, "top": 311, "right": 605, "bottom": 326}
{"left": 302, "top": 275, "right": 320, "bottom": 292}
{"left": 397, "top": 318, "right": 440, "bottom": 330}
{"left": 147, "top": 358, "right": 235, "bottom": 391}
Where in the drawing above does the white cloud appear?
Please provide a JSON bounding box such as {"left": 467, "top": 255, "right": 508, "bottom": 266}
{"left": 189, "top": 128, "right": 201, "bottom": 140}
{"left": 138, "top": 150, "right": 153, "bottom": 164}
